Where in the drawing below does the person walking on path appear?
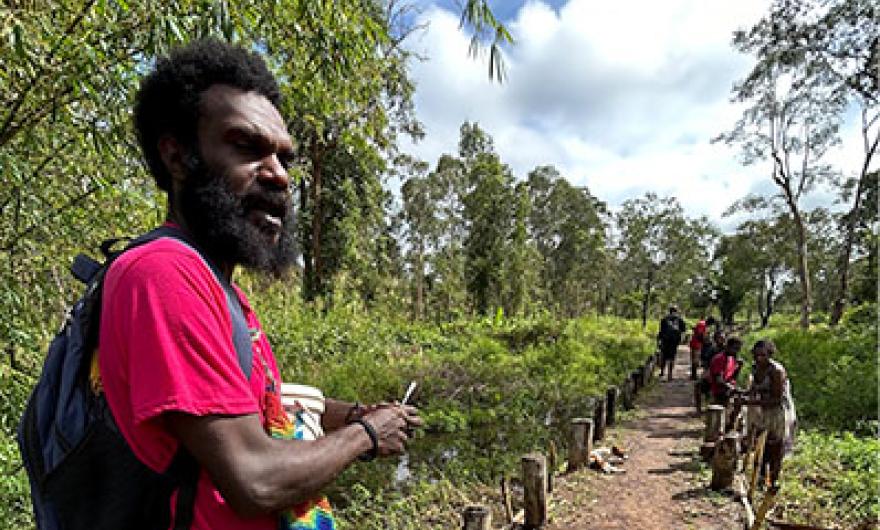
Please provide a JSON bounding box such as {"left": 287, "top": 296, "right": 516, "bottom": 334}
{"left": 736, "top": 340, "right": 796, "bottom": 489}
{"left": 657, "top": 305, "right": 686, "bottom": 381}
{"left": 688, "top": 317, "right": 708, "bottom": 380}
{"left": 94, "top": 38, "right": 422, "bottom": 530}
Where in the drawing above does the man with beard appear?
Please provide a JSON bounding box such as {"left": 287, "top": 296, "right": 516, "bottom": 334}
{"left": 98, "top": 39, "right": 420, "bottom": 530}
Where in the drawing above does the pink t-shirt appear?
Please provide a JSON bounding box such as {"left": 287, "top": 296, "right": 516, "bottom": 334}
{"left": 99, "top": 236, "right": 278, "bottom": 530}
{"left": 708, "top": 352, "right": 738, "bottom": 398}
{"left": 689, "top": 320, "right": 707, "bottom": 349}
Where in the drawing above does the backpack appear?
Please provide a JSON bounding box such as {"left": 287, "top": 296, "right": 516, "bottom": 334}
{"left": 17, "top": 226, "right": 253, "bottom": 530}
{"left": 660, "top": 315, "right": 682, "bottom": 345}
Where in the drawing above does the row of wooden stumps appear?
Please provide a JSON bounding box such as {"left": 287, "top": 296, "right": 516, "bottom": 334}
{"left": 701, "top": 404, "right": 779, "bottom": 530}
{"left": 462, "top": 353, "right": 658, "bottom": 529}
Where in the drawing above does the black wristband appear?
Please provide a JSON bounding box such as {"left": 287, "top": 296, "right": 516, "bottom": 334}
{"left": 351, "top": 418, "right": 378, "bottom": 462}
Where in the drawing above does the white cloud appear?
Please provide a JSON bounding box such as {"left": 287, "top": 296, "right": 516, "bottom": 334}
{"left": 400, "top": 0, "right": 874, "bottom": 232}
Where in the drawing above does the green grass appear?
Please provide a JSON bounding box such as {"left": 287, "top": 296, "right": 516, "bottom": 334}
{"left": 773, "top": 430, "right": 879, "bottom": 528}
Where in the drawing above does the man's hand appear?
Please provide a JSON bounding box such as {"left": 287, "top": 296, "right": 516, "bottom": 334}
{"left": 359, "top": 405, "right": 423, "bottom": 457}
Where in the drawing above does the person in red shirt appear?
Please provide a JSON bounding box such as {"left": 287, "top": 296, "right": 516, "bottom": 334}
{"left": 708, "top": 336, "right": 744, "bottom": 405}
{"left": 688, "top": 318, "right": 708, "bottom": 380}
{"left": 96, "top": 39, "right": 422, "bottom": 530}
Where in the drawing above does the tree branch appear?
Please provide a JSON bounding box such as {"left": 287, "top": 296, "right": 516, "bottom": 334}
{"left": 0, "top": 0, "right": 98, "bottom": 147}
{"left": 0, "top": 184, "right": 102, "bottom": 254}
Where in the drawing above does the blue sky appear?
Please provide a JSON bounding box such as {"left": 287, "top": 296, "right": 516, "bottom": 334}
{"left": 397, "top": 0, "right": 874, "bottom": 232}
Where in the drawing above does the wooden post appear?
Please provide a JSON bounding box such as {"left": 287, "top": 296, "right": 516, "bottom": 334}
{"left": 704, "top": 405, "right": 725, "bottom": 442}
{"left": 568, "top": 418, "right": 591, "bottom": 471}
{"left": 462, "top": 505, "right": 491, "bottom": 530}
{"left": 710, "top": 432, "right": 739, "bottom": 490}
{"left": 522, "top": 453, "right": 547, "bottom": 529}
{"left": 606, "top": 386, "right": 618, "bottom": 426}
{"left": 593, "top": 396, "right": 607, "bottom": 442}
{"left": 622, "top": 378, "right": 634, "bottom": 410}
{"left": 701, "top": 405, "right": 726, "bottom": 461}
{"left": 547, "top": 440, "right": 557, "bottom": 493}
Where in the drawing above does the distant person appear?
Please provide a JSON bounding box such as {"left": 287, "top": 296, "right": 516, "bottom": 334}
{"left": 701, "top": 330, "right": 726, "bottom": 371}
{"left": 657, "top": 305, "right": 686, "bottom": 381}
{"left": 708, "top": 336, "right": 743, "bottom": 406}
{"left": 688, "top": 317, "right": 708, "bottom": 380}
{"left": 737, "top": 340, "right": 796, "bottom": 490}
{"left": 694, "top": 330, "right": 725, "bottom": 413}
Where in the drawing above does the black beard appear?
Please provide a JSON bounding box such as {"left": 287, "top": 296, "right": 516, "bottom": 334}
{"left": 178, "top": 155, "right": 297, "bottom": 278}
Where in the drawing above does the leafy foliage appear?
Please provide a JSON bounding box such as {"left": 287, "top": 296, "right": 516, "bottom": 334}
{"left": 774, "top": 430, "right": 879, "bottom": 528}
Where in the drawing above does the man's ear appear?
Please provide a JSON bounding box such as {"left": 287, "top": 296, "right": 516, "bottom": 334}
{"left": 157, "top": 135, "right": 189, "bottom": 185}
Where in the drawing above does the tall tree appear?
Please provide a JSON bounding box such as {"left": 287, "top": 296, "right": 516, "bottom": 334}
{"left": 526, "top": 166, "right": 608, "bottom": 317}
{"left": 400, "top": 157, "right": 432, "bottom": 319}
{"left": 614, "top": 194, "right": 716, "bottom": 327}
{"left": 718, "top": 1, "right": 852, "bottom": 328}
{"left": 461, "top": 132, "right": 515, "bottom": 315}
{"left": 721, "top": 0, "right": 878, "bottom": 327}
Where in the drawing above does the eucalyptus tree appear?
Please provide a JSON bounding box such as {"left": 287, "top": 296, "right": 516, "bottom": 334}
{"left": 501, "top": 182, "right": 537, "bottom": 317}
{"left": 526, "top": 166, "right": 608, "bottom": 317}
{"left": 422, "top": 154, "right": 469, "bottom": 319}
{"left": 849, "top": 170, "right": 879, "bottom": 305}
{"left": 277, "top": 0, "right": 422, "bottom": 301}
{"left": 461, "top": 140, "right": 516, "bottom": 315}
{"left": 718, "top": 0, "right": 876, "bottom": 328}
{"left": 731, "top": 217, "right": 789, "bottom": 327}
{"left": 400, "top": 157, "right": 433, "bottom": 319}
{"left": 615, "top": 194, "right": 717, "bottom": 327}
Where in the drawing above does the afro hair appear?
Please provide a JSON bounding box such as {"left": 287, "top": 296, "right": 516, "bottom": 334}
{"left": 133, "top": 38, "right": 281, "bottom": 192}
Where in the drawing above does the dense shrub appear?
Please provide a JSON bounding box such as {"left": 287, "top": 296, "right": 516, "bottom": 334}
{"left": 744, "top": 313, "right": 878, "bottom": 434}
{"left": 776, "top": 430, "right": 879, "bottom": 528}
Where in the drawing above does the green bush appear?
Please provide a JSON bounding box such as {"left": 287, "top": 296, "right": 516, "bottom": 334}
{"left": 745, "top": 317, "right": 878, "bottom": 433}
{"left": 775, "top": 430, "right": 879, "bottom": 528}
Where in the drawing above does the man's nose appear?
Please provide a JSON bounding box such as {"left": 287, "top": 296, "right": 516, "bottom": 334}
{"left": 257, "top": 154, "right": 290, "bottom": 191}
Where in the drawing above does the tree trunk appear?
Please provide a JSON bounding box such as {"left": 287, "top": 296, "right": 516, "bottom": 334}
{"left": 830, "top": 167, "right": 873, "bottom": 325}
{"left": 792, "top": 210, "right": 812, "bottom": 329}
{"left": 757, "top": 275, "right": 768, "bottom": 328}
{"left": 299, "top": 176, "right": 312, "bottom": 299}
{"left": 831, "top": 109, "right": 879, "bottom": 325}
{"left": 303, "top": 141, "right": 325, "bottom": 302}
{"left": 414, "top": 241, "right": 424, "bottom": 319}
{"left": 763, "top": 269, "right": 776, "bottom": 328}
{"left": 640, "top": 267, "right": 655, "bottom": 329}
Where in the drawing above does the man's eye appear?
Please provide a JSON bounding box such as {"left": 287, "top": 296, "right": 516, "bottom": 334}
{"left": 236, "top": 142, "right": 257, "bottom": 154}
{"left": 278, "top": 153, "right": 296, "bottom": 170}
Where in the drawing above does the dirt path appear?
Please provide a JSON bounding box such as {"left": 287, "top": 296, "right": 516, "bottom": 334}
{"left": 547, "top": 346, "right": 744, "bottom": 530}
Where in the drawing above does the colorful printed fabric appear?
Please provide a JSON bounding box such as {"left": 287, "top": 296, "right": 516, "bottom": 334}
{"left": 261, "top": 370, "right": 336, "bottom": 530}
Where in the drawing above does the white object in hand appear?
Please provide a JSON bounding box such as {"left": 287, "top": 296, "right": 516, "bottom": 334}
{"left": 401, "top": 381, "right": 417, "bottom": 405}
